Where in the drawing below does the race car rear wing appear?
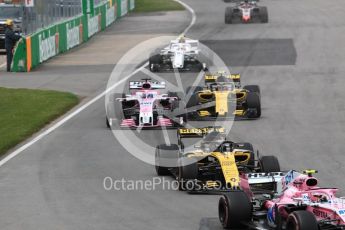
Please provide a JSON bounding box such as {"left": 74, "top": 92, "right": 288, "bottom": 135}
{"left": 129, "top": 81, "right": 166, "bottom": 89}
{"left": 178, "top": 126, "right": 226, "bottom": 138}
{"left": 204, "top": 74, "right": 241, "bottom": 83}
{"left": 246, "top": 170, "right": 302, "bottom": 195}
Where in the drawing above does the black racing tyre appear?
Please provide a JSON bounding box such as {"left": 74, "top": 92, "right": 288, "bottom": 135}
{"left": 178, "top": 157, "right": 198, "bottom": 180}
{"left": 260, "top": 156, "right": 280, "bottom": 173}
{"left": 286, "top": 211, "right": 319, "bottom": 230}
{"left": 168, "top": 92, "right": 178, "bottom": 98}
{"left": 178, "top": 157, "right": 198, "bottom": 190}
{"left": 167, "top": 91, "right": 183, "bottom": 109}
{"left": 236, "top": 143, "right": 255, "bottom": 167}
{"left": 149, "top": 54, "right": 162, "bottom": 72}
{"left": 186, "top": 93, "right": 200, "bottom": 108}
{"left": 114, "top": 99, "right": 125, "bottom": 119}
{"left": 225, "top": 7, "right": 233, "bottom": 24}
{"left": 106, "top": 93, "right": 125, "bottom": 129}
{"left": 246, "top": 92, "right": 261, "bottom": 118}
{"left": 155, "top": 144, "right": 179, "bottom": 176}
{"left": 192, "top": 61, "right": 204, "bottom": 72}
{"left": 106, "top": 117, "right": 110, "bottom": 128}
{"left": 259, "top": 7, "right": 268, "bottom": 23}
{"left": 243, "top": 85, "right": 261, "bottom": 95}
{"left": 218, "top": 191, "right": 252, "bottom": 229}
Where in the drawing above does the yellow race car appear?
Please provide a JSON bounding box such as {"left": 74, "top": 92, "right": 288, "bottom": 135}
{"left": 155, "top": 127, "right": 280, "bottom": 191}
{"left": 185, "top": 71, "right": 261, "bottom": 120}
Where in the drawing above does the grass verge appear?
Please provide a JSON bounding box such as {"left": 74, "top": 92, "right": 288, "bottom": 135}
{"left": 133, "top": 0, "right": 185, "bottom": 13}
{"left": 0, "top": 87, "right": 79, "bottom": 157}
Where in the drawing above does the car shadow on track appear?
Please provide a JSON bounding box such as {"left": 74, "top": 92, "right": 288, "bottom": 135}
{"left": 200, "top": 217, "right": 253, "bottom": 230}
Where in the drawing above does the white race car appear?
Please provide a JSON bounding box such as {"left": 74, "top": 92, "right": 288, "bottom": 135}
{"left": 149, "top": 36, "right": 206, "bottom": 72}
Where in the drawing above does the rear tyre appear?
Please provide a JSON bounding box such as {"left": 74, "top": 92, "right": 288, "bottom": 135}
{"left": 168, "top": 91, "right": 183, "bottom": 109}
{"left": 225, "top": 7, "right": 233, "bottom": 24}
{"left": 186, "top": 93, "right": 200, "bottom": 108}
{"left": 106, "top": 117, "right": 111, "bottom": 128}
{"left": 178, "top": 157, "right": 198, "bottom": 191}
{"left": 185, "top": 87, "right": 203, "bottom": 119}
{"left": 246, "top": 92, "right": 261, "bottom": 118}
{"left": 259, "top": 7, "right": 268, "bottom": 23}
{"left": 260, "top": 156, "right": 280, "bottom": 173}
{"left": 243, "top": 85, "right": 261, "bottom": 95}
{"left": 286, "top": 211, "right": 319, "bottom": 230}
{"left": 155, "top": 144, "right": 179, "bottom": 176}
{"left": 218, "top": 191, "right": 252, "bottom": 228}
{"left": 192, "top": 62, "right": 204, "bottom": 72}
{"left": 149, "top": 54, "right": 162, "bottom": 72}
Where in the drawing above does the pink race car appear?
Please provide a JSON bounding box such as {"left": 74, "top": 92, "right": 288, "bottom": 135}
{"left": 218, "top": 170, "right": 345, "bottom": 229}
{"left": 106, "top": 79, "right": 186, "bottom": 129}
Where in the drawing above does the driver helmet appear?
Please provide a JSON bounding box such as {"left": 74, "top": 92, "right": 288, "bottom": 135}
{"left": 178, "top": 35, "right": 186, "bottom": 43}
{"left": 221, "top": 142, "right": 232, "bottom": 152}
{"left": 311, "top": 194, "right": 328, "bottom": 203}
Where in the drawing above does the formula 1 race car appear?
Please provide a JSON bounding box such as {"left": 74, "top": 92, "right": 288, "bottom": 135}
{"left": 218, "top": 170, "right": 345, "bottom": 230}
{"left": 185, "top": 71, "right": 261, "bottom": 120}
{"left": 149, "top": 36, "right": 206, "bottom": 72}
{"left": 155, "top": 127, "right": 280, "bottom": 191}
{"left": 106, "top": 79, "right": 186, "bottom": 129}
{"left": 225, "top": 0, "right": 268, "bottom": 24}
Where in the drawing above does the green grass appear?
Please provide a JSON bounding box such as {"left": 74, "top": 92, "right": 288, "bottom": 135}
{"left": 0, "top": 87, "right": 79, "bottom": 156}
{"left": 133, "top": 0, "right": 185, "bottom": 13}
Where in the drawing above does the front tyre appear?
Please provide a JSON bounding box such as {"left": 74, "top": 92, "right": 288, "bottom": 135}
{"left": 246, "top": 92, "right": 261, "bottom": 118}
{"left": 218, "top": 191, "right": 252, "bottom": 229}
{"left": 260, "top": 156, "right": 280, "bottom": 173}
{"left": 225, "top": 7, "right": 233, "bottom": 24}
{"left": 243, "top": 85, "right": 261, "bottom": 95}
{"left": 286, "top": 211, "right": 318, "bottom": 230}
{"left": 259, "top": 7, "right": 269, "bottom": 23}
{"left": 178, "top": 157, "right": 198, "bottom": 191}
{"left": 155, "top": 144, "right": 179, "bottom": 176}
{"left": 149, "top": 54, "right": 162, "bottom": 72}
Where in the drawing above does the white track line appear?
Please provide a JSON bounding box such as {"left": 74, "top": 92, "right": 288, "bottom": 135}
{"left": 174, "top": 0, "right": 196, "bottom": 35}
{"left": 0, "top": 65, "right": 145, "bottom": 167}
{"left": 0, "top": 0, "right": 197, "bottom": 167}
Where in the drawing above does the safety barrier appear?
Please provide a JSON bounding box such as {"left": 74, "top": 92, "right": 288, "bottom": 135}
{"left": 12, "top": 0, "right": 135, "bottom": 72}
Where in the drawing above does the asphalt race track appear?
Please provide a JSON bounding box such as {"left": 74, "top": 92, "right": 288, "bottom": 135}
{"left": 2, "top": 0, "right": 345, "bottom": 229}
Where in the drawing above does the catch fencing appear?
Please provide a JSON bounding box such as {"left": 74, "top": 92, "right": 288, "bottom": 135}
{"left": 12, "top": 0, "right": 134, "bottom": 72}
